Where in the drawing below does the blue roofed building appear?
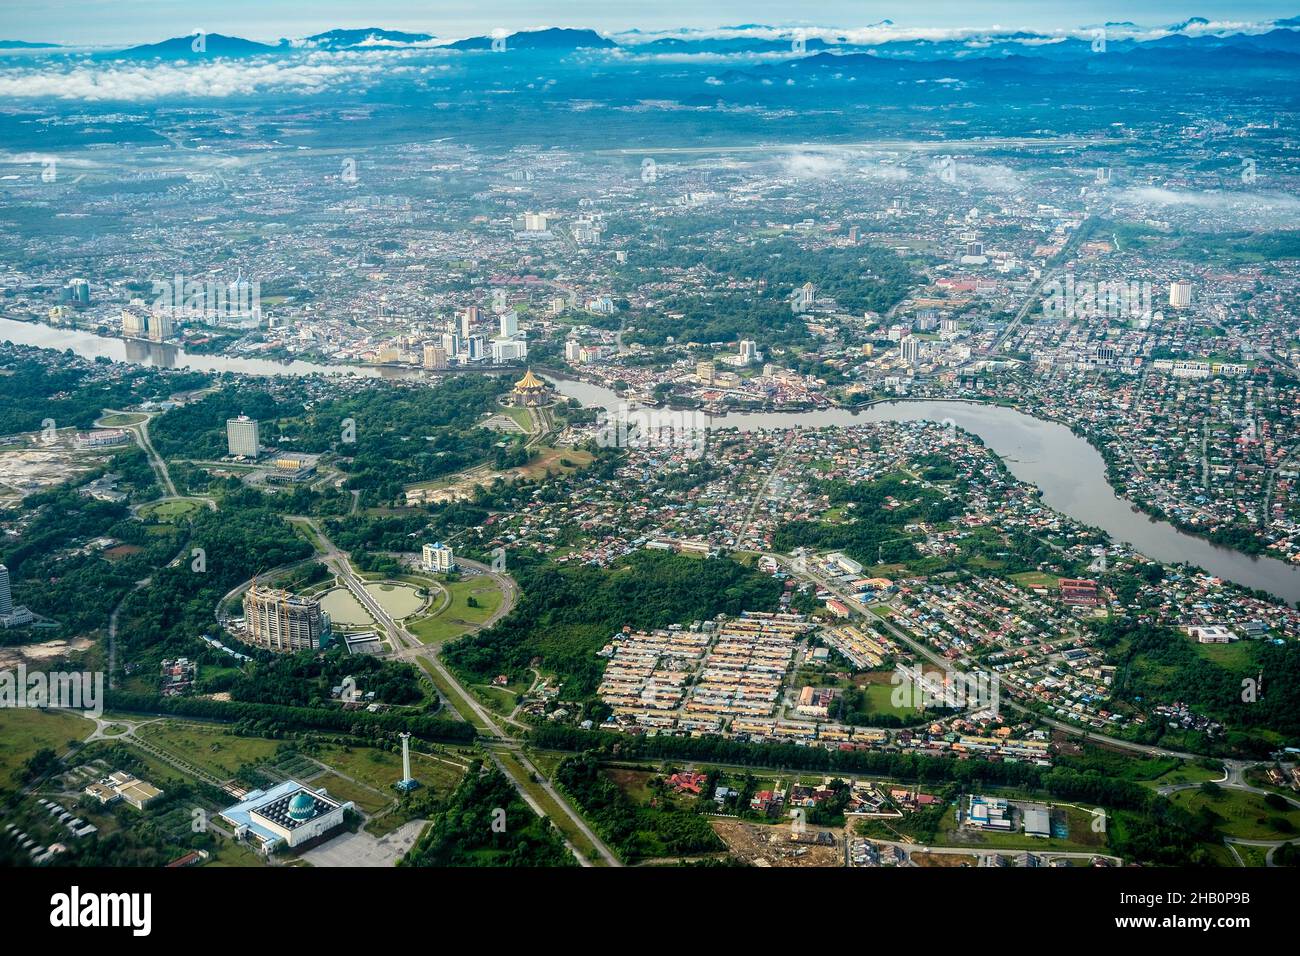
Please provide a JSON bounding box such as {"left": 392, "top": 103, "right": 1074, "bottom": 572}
{"left": 220, "top": 780, "right": 352, "bottom": 855}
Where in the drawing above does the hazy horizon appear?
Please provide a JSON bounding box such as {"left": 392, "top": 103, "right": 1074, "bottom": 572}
{"left": 2, "top": 1, "right": 1298, "bottom": 46}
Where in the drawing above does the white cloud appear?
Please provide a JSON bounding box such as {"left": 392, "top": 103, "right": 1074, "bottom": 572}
{"left": 0, "top": 50, "right": 444, "bottom": 102}
{"left": 1117, "top": 186, "right": 1300, "bottom": 214}
{"left": 780, "top": 152, "right": 846, "bottom": 178}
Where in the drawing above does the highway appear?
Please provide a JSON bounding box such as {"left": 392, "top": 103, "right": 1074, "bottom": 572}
{"left": 299, "top": 518, "right": 622, "bottom": 867}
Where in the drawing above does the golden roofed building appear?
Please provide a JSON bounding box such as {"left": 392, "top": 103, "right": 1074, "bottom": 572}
{"left": 512, "top": 367, "right": 549, "bottom": 407}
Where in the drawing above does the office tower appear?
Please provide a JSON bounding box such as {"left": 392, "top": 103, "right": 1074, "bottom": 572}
{"left": 523, "top": 212, "right": 549, "bottom": 232}
{"left": 564, "top": 338, "right": 582, "bottom": 363}
{"left": 499, "top": 310, "right": 519, "bottom": 338}
{"left": 697, "top": 361, "right": 716, "bottom": 384}
{"left": 491, "top": 336, "right": 528, "bottom": 364}
{"left": 243, "top": 586, "right": 329, "bottom": 652}
{"left": 467, "top": 334, "right": 486, "bottom": 362}
{"left": 421, "top": 542, "right": 455, "bottom": 573}
{"left": 738, "top": 340, "right": 758, "bottom": 365}
{"left": 226, "top": 415, "right": 260, "bottom": 458}
{"left": 441, "top": 331, "right": 461, "bottom": 357}
{"left": 65, "top": 278, "right": 91, "bottom": 305}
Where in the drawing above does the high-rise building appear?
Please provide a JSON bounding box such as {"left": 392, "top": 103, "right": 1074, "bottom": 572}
{"left": 226, "top": 415, "right": 260, "bottom": 459}
{"left": 491, "top": 336, "right": 528, "bottom": 364}
{"left": 441, "top": 331, "right": 462, "bottom": 358}
{"left": 1169, "top": 280, "right": 1193, "bottom": 309}
{"left": 523, "top": 212, "right": 549, "bottom": 232}
{"left": 901, "top": 335, "right": 923, "bottom": 365}
{"left": 421, "top": 543, "right": 455, "bottom": 573}
{"left": 243, "top": 586, "right": 329, "bottom": 653}
{"left": 467, "top": 334, "right": 486, "bottom": 362}
{"left": 423, "top": 344, "right": 448, "bottom": 370}
{"left": 0, "top": 563, "right": 12, "bottom": 616}
{"left": 148, "top": 310, "right": 174, "bottom": 343}
{"left": 64, "top": 278, "right": 91, "bottom": 305}
{"left": 499, "top": 310, "right": 519, "bottom": 338}
{"left": 697, "top": 360, "right": 716, "bottom": 384}
{"left": 121, "top": 307, "right": 149, "bottom": 339}
{"left": 564, "top": 337, "right": 582, "bottom": 363}
{"left": 738, "top": 340, "right": 759, "bottom": 365}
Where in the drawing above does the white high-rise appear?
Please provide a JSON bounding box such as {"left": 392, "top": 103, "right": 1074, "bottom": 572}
{"left": 422, "top": 543, "right": 454, "bottom": 573}
{"left": 226, "top": 415, "right": 260, "bottom": 459}
{"left": 0, "top": 564, "right": 12, "bottom": 616}
{"left": 1169, "top": 280, "right": 1192, "bottom": 309}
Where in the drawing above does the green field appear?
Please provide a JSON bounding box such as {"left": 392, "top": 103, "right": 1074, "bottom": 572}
{"left": 135, "top": 721, "right": 282, "bottom": 779}
{"left": 1011, "top": 571, "right": 1060, "bottom": 590}
{"left": 315, "top": 743, "right": 464, "bottom": 798}
{"left": 98, "top": 413, "right": 148, "bottom": 427}
{"left": 409, "top": 577, "right": 504, "bottom": 644}
{"left": 139, "top": 498, "right": 204, "bottom": 523}
{"left": 1169, "top": 788, "right": 1300, "bottom": 841}
{"left": 0, "top": 708, "right": 94, "bottom": 786}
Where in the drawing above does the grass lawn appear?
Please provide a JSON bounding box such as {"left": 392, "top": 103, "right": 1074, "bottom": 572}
{"left": 135, "top": 720, "right": 281, "bottom": 779}
{"left": 1011, "top": 571, "right": 1060, "bottom": 590}
{"left": 1142, "top": 761, "right": 1225, "bottom": 789}
{"left": 500, "top": 405, "right": 535, "bottom": 431}
{"left": 0, "top": 708, "right": 94, "bottom": 785}
{"left": 316, "top": 743, "right": 464, "bottom": 798}
{"left": 864, "top": 680, "right": 920, "bottom": 718}
{"left": 1169, "top": 788, "right": 1300, "bottom": 841}
{"left": 312, "top": 771, "right": 392, "bottom": 815}
{"left": 139, "top": 499, "right": 204, "bottom": 523}
{"left": 409, "top": 577, "right": 504, "bottom": 644}
{"left": 205, "top": 837, "right": 268, "bottom": 868}
{"left": 98, "top": 413, "right": 148, "bottom": 427}
{"left": 1192, "top": 639, "right": 1256, "bottom": 669}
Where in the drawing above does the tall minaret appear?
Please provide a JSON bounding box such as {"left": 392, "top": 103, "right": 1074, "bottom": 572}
{"left": 399, "top": 732, "right": 413, "bottom": 788}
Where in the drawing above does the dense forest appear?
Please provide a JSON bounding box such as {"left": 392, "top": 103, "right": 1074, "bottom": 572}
{"left": 772, "top": 472, "right": 962, "bottom": 565}
{"left": 0, "top": 349, "right": 207, "bottom": 435}
{"left": 402, "top": 763, "right": 575, "bottom": 867}
{"left": 150, "top": 376, "right": 508, "bottom": 505}
{"left": 1096, "top": 620, "right": 1300, "bottom": 754}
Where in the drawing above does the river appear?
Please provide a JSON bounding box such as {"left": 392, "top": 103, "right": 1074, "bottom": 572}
{"left": 552, "top": 377, "right": 1300, "bottom": 606}
{"left": 4, "top": 317, "right": 1297, "bottom": 604}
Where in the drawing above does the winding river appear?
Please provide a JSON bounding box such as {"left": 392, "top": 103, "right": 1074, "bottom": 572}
{"left": 552, "top": 377, "right": 1300, "bottom": 606}
{"left": 3, "top": 317, "right": 1298, "bottom": 604}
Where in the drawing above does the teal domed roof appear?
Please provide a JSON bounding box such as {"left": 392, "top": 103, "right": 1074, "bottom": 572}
{"left": 288, "top": 791, "right": 316, "bottom": 821}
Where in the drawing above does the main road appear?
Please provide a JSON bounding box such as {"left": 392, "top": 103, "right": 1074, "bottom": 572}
{"left": 298, "top": 518, "right": 622, "bottom": 867}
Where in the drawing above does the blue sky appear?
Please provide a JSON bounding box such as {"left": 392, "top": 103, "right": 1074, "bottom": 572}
{"left": 4, "top": 1, "right": 1298, "bottom": 45}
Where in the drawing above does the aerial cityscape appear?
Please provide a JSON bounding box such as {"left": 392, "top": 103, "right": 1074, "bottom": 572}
{"left": 0, "top": 0, "right": 1296, "bottom": 922}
